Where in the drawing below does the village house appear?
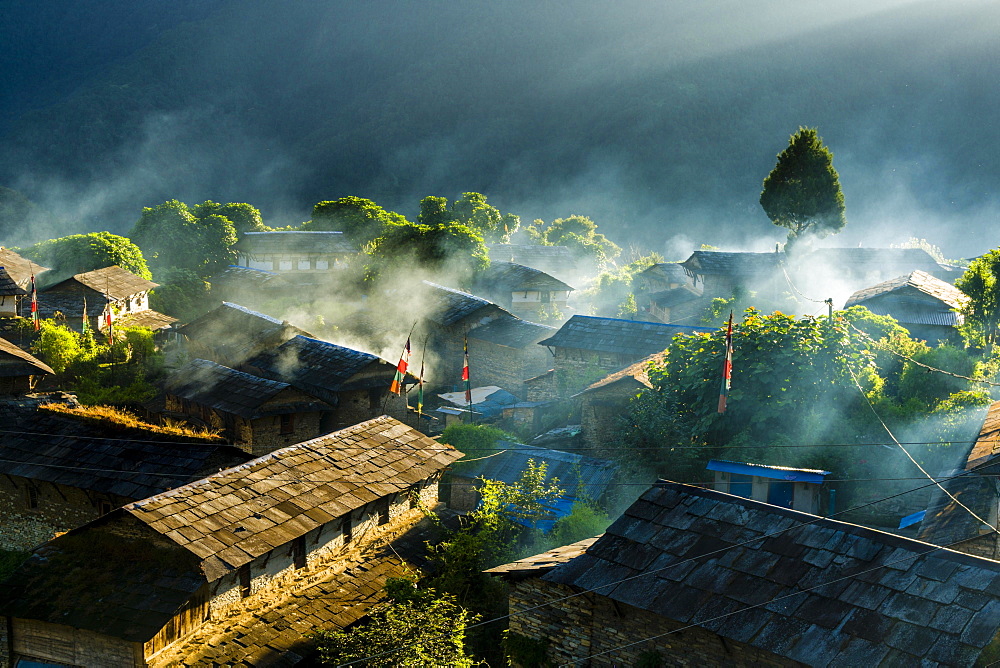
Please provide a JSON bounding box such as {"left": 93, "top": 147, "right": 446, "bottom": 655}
{"left": 241, "top": 334, "right": 411, "bottom": 430}
{"left": 845, "top": 270, "right": 968, "bottom": 343}
{"left": 919, "top": 400, "right": 1000, "bottom": 560}
{"left": 0, "top": 247, "right": 48, "bottom": 290}
{"left": 573, "top": 352, "right": 663, "bottom": 453}
{"left": 471, "top": 261, "right": 573, "bottom": 321}
{"left": 0, "top": 416, "right": 462, "bottom": 668}
{"left": 680, "top": 249, "right": 785, "bottom": 300}
{"left": 490, "top": 479, "right": 1000, "bottom": 667}
{"left": 634, "top": 262, "right": 707, "bottom": 324}
{"left": 234, "top": 230, "right": 356, "bottom": 273}
{"left": 528, "top": 315, "right": 711, "bottom": 401}
{"left": 466, "top": 316, "right": 556, "bottom": 394}
{"left": 0, "top": 336, "right": 53, "bottom": 396}
{"left": 707, "top": 459, "right": 833, "bottom": 515}
{"left": 487, "top": 243, "right": 581, "bottom": 285}
{"left": 449, "top": 441, "right": 616, "bottom": 523}
{"left": 32, "top": 265, "right": 176, "bottom": 333}
{"left": 0, "top": 267, "right": 27, "bottom": 317}
{"left": 155, "top": 358, "right": 333, "bottom": 456}
{"left": 0, "top": 407, "right": 249, "bottom": 551}
{"left": 176, "top": 301, "right": 313, "bottom": 369}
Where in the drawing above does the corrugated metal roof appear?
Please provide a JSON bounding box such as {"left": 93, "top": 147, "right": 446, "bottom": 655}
{"left": 706, "top": 459, "right": 831, "bottom": 483}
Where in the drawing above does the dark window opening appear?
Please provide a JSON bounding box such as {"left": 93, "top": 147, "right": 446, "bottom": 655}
{"left": 342, "top": 515, "right": 353, "bottom": 544}
{"left": 24, "top": 485, "right": 38, "bottom": 510}
{"left": 239, "top": 565, "right": 251, "bottom": 598}
{"left": 377, "top": 498, "right": 390, "bottom": 525}
{"left": 280, "top": 414, "right": 295, "bottom": 435}
{"left": 292, "top": 536, "right": 306, "bottom": 570}
{"left": 98, "top": 500, "right": 113, "bottom": 516}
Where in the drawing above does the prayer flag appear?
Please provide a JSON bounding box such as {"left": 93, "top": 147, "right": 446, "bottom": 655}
{"left": 463, "top": 336, "right": 471, "bottom": 404}
{"left": 82, "top": 297, "right": 89, "bottom": 334}
{"left": 105, "top": 307, "right": 113, "bottom": 344}
{"left": 389, "top": 337, "right": 410, "bottom": 394}
{"left": 417, "top": 358, "right": 424, "bottom": 418}
{"left": 718, "top": 311, "right": 734, "bottom": 413}
{"left": 30, "top": 274, "right": 38, "bottom": 331}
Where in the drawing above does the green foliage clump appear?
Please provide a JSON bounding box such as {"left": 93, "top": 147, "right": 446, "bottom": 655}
{"left": 307, "top": 196, "right": 406, "bottom": 244}
{"left": 419, "top": 192, "right": 520, "bottom": 243}
{"left": 148, "top": 268, "right": 213, "bottom": 321}
{"left": 760, "top": 127, "right": 846, "bottom": 249}
{"left": 365, "top": 220, "right": 489, "bottom": 283}
{"left": 957, "top": 248, "right": 1000, "bottom": 347}
{"left": 526, "top": 215, "right": 621, "bottom": 266}
{"left": 575, "top": 251, "right": 662, "bottom": 317}
{"left": 129, "top": 199, "right": 241, "bottom": 277}
{"left": 503, "top": 632, "right": 553, "bottom": 668}
{"left": 440, "top": 424, "right": 512, "bottom": 461}
{"left": 311, "top": 579, "right": 478, "bottom": 667}
{"left": 549, "top": 500, "right": 611, "bottom": 546}
{"left": 21, "top": 232, "right": 151, "bottom": 280}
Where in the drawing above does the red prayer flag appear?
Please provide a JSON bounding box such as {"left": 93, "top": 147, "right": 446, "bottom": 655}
{"left": 718, "top": 311, "right": 734, "bottom": 413}
{"left": 106, "top": 308, "right": 113, "bottom": 344}
{"left": 463, "top": 336, "right": 471, "bottom": 404}
{"left": 389, "top": 337, "right": 410, "bottom": 394}
{"left": 30, "top": 274, "right": 39, "bottom": 331}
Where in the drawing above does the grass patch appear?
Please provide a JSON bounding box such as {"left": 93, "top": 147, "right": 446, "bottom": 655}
{"left": 40, "top": 403, "right": 224, "bottom": 443}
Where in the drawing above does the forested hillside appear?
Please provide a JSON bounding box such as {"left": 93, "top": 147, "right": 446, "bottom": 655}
{"left": 1, "top": 0, "right": 997, "bottom": 255}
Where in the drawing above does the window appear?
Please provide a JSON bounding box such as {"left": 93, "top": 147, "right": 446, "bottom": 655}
{"left": 316, "top": 260, "right": 329, "bottom": 270}
{"left": 24, "top": 485, "right": 38, "bottom": 510}
{"left": 377, "top": 497, "right": 390, "bottom": 526}
{"left": 280, "top": 414, "right": 295, "bottom": 435}
{"left": 279, "top": 260, "right": 293, "bottom": 271}
{"left": 297, "top": 259, "right": 311, "bottom": 270}
{"left": 342, "top": 514, "right": 353, "bottom": 544}
{"left": 292, "top": 536, "right": 306, "bottom": 570}
{"left": 239, "top": 565, "right": 251, "bottom": 598}
{"left": 98, "top": 500, "right": 113, "bottom": 516}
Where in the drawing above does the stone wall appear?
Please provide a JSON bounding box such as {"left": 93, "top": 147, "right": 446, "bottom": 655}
{"left": 0, "top": 475, "right": 126, "bottom": 551}
{"left": 467, "top": 338, "right": 553, "bottom": 398}
{"left": 248, "top": 411, "right": 323, "bottom": 456}
{"left": 579, "top": 387, "right": 637, "bottom": 454}
{"left": 508, "top": 578, "right": 804, "bottom": 667}
{"left": 9, "top": 618, "right": 144, "bottom": 668}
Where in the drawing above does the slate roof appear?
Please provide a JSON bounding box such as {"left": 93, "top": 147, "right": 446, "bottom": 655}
{"left": 0, "top": 336, "right": 54, "bottom": 377}
{"left": 0, "top": 412, "right": 249, "bottom": 499}
{"left": 919, "top": 402, "right": 998, "bottom": 548}
{"left": 486, "top": 536, "right": 600, "bottom": 579}
{"left": 538, "top": 315, "right": 713, "bottom": 356}
{"left": 468, "top": 316, "right": 556, "bottom": 348}
{"left": 177, "top": 302, "right": 312, "bottom": 366}
{"left": 638, "top": 262, "right": 688, "bottom": 285}
{"left": 0, "top": 247, "right": 48, "bottom": 287}
{"left": 244, "top": 335, "right": 390, "bottom": 401}
{"left": 235, "top": 230, "right": 356, "bottom": 255}
{"left": 165, "top": 359, "right": 329, "bottom": 419}
{"left": 0, "top": 266, "right": 27, "bottom": 296}
{"left": 802, "top": 248, "right": 942, "bottom": 274}
{"left": 487, "top": 244, "right": 580, "bottom": 280}
{"left": 422, "top": 281, "right": 503, "bottom": 326}
{"left": 860, "top": 304, "right": 964, "bottom": 328}
{"left": 537, "top": 480, "right": 1000, "bottom": 666}
{"left": 209, "top": 264, "right": 279, "bottom": 288}
{"left": 574, "top": 352, "right": 665, "bottom": 397}
{"left": 116, "top": 309, "right": 178, "bottom": 331}
{"left": 0, "top": 417, "right": 460, "bottom": 644}
{"left": 681, "top": 251, "right": 783, "bottom": 276}
{"left": 452, "top": 441, "right": 617, "bottom": 501}
{"left": 846, "top": 271, "right": 968, "bottom": 310}
{"left": 42, "top": 265, "right": 157, "bottom": 298}
{"left": 649, "top": 286, "right": 703, "bottom": 309}
{"left": 476, "top": 261, "right": 574, "bottom": 292}
{"left": 123, "top": 415, "right": 462, "bottom": 579}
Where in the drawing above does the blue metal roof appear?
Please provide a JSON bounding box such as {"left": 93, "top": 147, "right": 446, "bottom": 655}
{"left": 706, "top": 459, "right": 831, "bottom": 484}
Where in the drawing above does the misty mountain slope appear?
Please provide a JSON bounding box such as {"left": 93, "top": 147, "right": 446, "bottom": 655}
{"left": 0, "top": 0, "right": 997, "bottom": 255}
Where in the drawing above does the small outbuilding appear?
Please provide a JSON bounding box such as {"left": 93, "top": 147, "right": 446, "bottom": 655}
{"left": 707, "top": 459, "right": 832, "bottom": 515}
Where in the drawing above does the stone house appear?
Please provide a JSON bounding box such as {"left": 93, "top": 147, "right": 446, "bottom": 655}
{"left": 530, "top": 315, "right": 711, "bottom": 400}
{"left": 633, "top": 263, "right": 706, "bottom": 324}
{"left": 680, "top": 250, "right": 785, "bottom": 302}
{"left": 845, "top": 270, "right": 968, "bottom": 343}
{"left": 233, "top": 230, "right": 356, "bottom": 273}
{"left": 0, "top": 409, "right": 249, "bottom": 551}
{"left": 241, "top": 334, "right": 411, "bottom": 430}
{"left": 471, "top": 261, "right": 573, "bottom": 321}
{"left": 176, "top": 301, "right": 313, "bottom": 368}
{"left": 919, "top": 400, "right": 1000, "bottom": 560}
{"left": 573, "top": 352, "right": 663, "bottom": 453}
{"left": 449, "top": 441, "right": 616, "bottom": 521}
{"left": 490, "top": 480, "right": 1000, "bottom": 667}
{"left": 0, "top": 267, "right": 27, "bottom": 317}
{"left": 33, "top": 265, "right": 175, "bottom": 334}
{"left": 707, "top": 459, "right": 833, "bottom": 515}
{"left": 466, "top": 316, "right": 556, "bottom": 396}
{"left": 156, "top": 358, "right": 333, "bottom": 456}
{"left": 0, "top": 416, "right": 462, "bottom": 668}
{"left": 0, "top": 336, "right": 53, "bottom": 396}
{"left": 0, "top": 247, "right": 48, "bottom": 290}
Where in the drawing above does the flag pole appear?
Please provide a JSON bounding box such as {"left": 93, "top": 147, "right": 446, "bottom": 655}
{"left": 718, "top": 310, "right": 734, "bottom": 414}
{"left": 417, "top": 335, "right": 428, "bottom": 430}
{"left": 463, "top": 332, "right": 472, "bottom": 423}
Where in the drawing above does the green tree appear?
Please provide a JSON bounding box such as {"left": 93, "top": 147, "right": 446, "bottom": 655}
{"left": 311, "top": 579, "right": 478, "bottom": 667}
{"left": 956, "top": 249, "right": 1000, "bottom": 347}
{"left": 148, "top": 268, "right": 212, "bottom": 321}
{"left": 365, "top": 221, "right": 488, "bottom": 282}
{"left": 760, "top": 127, "right": 846, "bottom": 248}
{"left": 526, "top": 215, "right": 621, "bottom": 265}
{"left": 307, "top": 196, "right": 405, "bottom": 244}
{"left": 21, "top": 232, "right": 151, "bottom": 280}
{"left": 130, "top": 200, "right": 238, "bottom": 277}
{"left": 418, "top": 193, "right": 519, "bottom": 243}
{"left": 190, "top": 201, "right": 268, "bottom": 234}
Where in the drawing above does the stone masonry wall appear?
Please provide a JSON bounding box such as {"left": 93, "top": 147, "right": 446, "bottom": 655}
{"left": 249, "top": 411, "right": 323, "bottom": 456}
{"left": 509, "top": 578, "right": 804, "bottom": 667}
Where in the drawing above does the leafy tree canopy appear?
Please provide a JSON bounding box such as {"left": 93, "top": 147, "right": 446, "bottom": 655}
{"left": 526, "top": 214, "right": 621, "bottom": 265}
{"left": 418, "top": 192, "right": 519, "bottom": 243}
{"left": 129, "top": 200, "right": 238, "bottom": 278}
{"left": 956, "top": 249, "right": 1000, "bottom": 347}
{"left": 148, "top": 268, "right": 212, "bottom": 322}
{"left": 190, "top": 201, "right": 268, "bottom": 234}
{"left": 21, "top": 232, "right": 151, "bottom": 280}
{"left": 760, "top": 127, "right": 846, "bottom": 248}
{"left": 307, "top": 196, "right": 406, "bottom": 244}
{"left": 365, "top": 220, "right": 488, "bottom": 283}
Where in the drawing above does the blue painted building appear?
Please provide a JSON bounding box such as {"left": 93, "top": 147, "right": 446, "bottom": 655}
{"left": 707, "top": 459, "right": 832, "bottom": 515}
